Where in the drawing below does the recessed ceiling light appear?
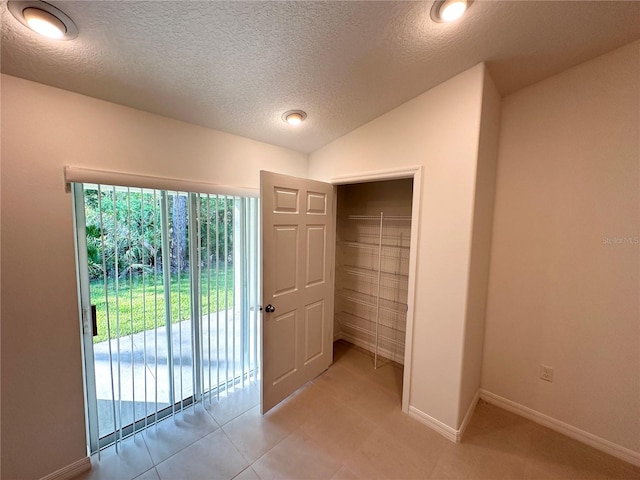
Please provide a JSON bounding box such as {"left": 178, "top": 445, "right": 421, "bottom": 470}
{"left": 282, "top": 110, "right": 307, "bottom": 126}
{"left": 8, "top": 1, "right": 78, "bottom": 40}
{"left": 23, "top": 8, "right": 66, "bottom": 38}
{"left": 431, "top": 0, "right": 471, "bottom": 23}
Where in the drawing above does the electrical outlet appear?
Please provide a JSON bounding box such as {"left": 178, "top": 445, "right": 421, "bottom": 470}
{"left": 540, "top": 365, "right": 554, "bottom": 382}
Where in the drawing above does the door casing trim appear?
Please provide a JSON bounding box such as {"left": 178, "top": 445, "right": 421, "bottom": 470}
{"left": 329, "top": 165, "right": 422, "bottom": 414}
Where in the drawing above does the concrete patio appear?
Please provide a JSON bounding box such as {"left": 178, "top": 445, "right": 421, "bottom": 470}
{"left": 91, "top": 309, "right": 259, "bottom": 439}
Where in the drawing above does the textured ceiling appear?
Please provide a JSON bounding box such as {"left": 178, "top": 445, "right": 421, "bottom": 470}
{"left": 2, "top": 1, "right": 640, "bottom": 154}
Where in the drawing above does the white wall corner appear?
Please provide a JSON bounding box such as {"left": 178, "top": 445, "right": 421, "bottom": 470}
{"left": 40, "top": 457, "right": 91, "bottom": 480}
{"left": 408, "top": 406, "right": 458, "bottom": 442}
{"left": 479, "top": 389, "right": 640, "bottom": 467}
{"left": 408, "top": 390, "right": 479, "bottom": 444}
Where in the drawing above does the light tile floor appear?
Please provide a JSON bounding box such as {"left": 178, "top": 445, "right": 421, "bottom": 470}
{"left": 78, "top": 341, "right": 640, "bottom": 480}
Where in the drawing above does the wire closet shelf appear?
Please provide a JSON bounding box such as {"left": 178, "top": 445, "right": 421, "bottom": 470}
{"left": 336, "top": 212, "right": 411, "bottom": 369}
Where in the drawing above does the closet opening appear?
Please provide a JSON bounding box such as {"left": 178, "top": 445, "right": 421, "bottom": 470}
{"left": 333, "top": 178, "right": 414, "bottom": 402}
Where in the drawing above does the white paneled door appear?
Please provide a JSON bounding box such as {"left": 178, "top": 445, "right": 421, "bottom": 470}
{"left": 261, "top": 171, "right": 335, "bottom": 412}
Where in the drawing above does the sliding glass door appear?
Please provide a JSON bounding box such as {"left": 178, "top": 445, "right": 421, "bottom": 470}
{"left": 73, "top": 183, "right": 260, "bottom": 453}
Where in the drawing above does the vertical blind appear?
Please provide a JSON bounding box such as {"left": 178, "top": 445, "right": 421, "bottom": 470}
{"left": 75, "top": 183, "right": 260, "bottom": 452}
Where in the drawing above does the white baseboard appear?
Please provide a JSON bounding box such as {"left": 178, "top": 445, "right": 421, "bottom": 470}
{"left": 40, "top": 457, "right": 91, "bottom": 480}
{"left": 458, "top": 389, "right": 480, "bottom": 440}
{"left": 339, "top": 332, "right": 405, "bottom": 365}
{"left": 480, "top": 389, "right": 640, "bottom": 467}
{"left": 408, "top": 406, "right": 459, "bottom": 442}
{"left": 407, "top": 389, "right": 479, "bottom": 443}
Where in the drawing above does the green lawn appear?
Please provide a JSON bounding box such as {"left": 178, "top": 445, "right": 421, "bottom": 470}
{"left": 90, "top": 270, "right": 234, "bottom": 343}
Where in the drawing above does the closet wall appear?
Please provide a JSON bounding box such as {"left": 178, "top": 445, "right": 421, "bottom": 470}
{"left": 334, "top": 179, "right": 413, "bottom": 365}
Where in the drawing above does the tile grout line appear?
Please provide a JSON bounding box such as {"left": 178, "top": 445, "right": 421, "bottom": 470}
{"left": 203, "top": 388, "right": 261, "bottom": 427}
{"left": 226, "top": 421, "right": 299, "bottom": 468}
{"left": 146, "top": 406, "right": 221, "bottom": 468}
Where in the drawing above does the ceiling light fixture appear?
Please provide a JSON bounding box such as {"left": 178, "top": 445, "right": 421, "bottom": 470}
{"left": 282, "top": 110, "right": 307, "bottom": 126}
{"left": 431, "top": 0, "right": 471, "bottom": 23}
{"left": 8, "top": 1, "right": 78, "bottom": 40}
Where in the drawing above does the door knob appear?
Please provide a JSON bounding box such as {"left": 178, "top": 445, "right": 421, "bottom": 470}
{"left": 265, "top": 304, "right": 276, "bottom": 313}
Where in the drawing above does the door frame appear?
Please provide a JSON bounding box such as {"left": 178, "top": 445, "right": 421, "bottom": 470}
{"left": 329, "top": 166, "right": 422, "bottom": 414}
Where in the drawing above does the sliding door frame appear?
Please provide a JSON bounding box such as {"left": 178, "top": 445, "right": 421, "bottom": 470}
{"left": 73, "top": 182, "right": 261, "bottom": 453}
{"left": 73, "top": 183, "right": 101, "bottom": 454}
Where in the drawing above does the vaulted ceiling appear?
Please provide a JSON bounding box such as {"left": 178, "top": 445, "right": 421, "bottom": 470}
{"left": 2, "top": 1, "right": 640, "bottom": 153}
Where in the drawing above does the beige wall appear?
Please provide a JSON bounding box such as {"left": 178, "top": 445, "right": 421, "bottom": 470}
{"left": 482, "top": 41, "right": 640, "bottom": 452}
{"left": 0, "top": 74, "right": 307, "bottom": 480}
{"left": 457, "top": 68, "right": 501, "bottom": 425}
{"left": 309, "top": 64, "right": 490, "bottom": 429}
